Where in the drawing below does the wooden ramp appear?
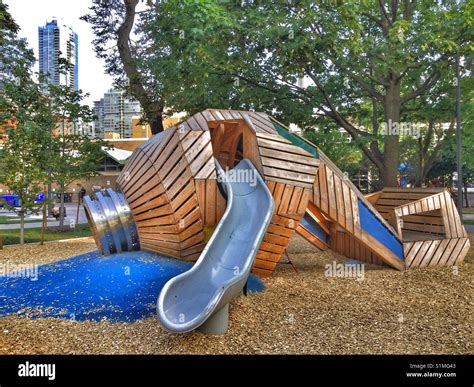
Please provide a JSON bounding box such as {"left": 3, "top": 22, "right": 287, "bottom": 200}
{"left": 271, "top": 118, "right": 405, "bottom": 270}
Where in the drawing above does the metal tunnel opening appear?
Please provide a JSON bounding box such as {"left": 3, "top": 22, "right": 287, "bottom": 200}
{"left": 83, "top": 188, "right": 140, "bottom": 256}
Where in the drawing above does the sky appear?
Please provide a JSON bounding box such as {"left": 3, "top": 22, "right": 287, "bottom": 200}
{"left": 4, "top": 0, "right": 114, "bottom": 106}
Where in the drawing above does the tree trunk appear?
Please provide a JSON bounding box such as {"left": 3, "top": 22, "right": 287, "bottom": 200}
{"left": 117, "top": 0, "right": 164, "bottom": 135}
{"left": 151, "top": 116, "right": 164, "bottom": 135}
{"left": 59, "top": 183, "right": 65, "bottom": 228}
{"left": 382, "top": 80, "right": 401, "bottom": 187}
{"left": 19, "top": 210, "right": 25, "bottom": 245}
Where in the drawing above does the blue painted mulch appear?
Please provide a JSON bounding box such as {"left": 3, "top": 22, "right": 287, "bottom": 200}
{"left": 0, "top": 251, "right": 265, "bottom": 322}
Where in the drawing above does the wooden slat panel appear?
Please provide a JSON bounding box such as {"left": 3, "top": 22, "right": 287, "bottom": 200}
{"left": 417, "top": 240, "right": 442, "bottom": 268}
{"left": 259, "top": 147, "right": 318, "bottom": 166}
{"left": 426, "top": 238, "right": 450, "bottom": 266}
{"left": 446, "top": 238, "right": 468, "bottom": 266}
{"left": 435, "top": 238, "right": 459, "bottom": 266}
{"left": 453, "top": 238, "right": 470, "bottom": 265}
{"left": 256, "top": 136, "right": 312, "bottom": 157}
{"left": 278, "top": 185, "right": 294, "bottom": 215}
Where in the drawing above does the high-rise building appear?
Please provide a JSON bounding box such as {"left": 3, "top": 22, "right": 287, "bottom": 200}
{"left": 38, "top": 18, "right": 78, "bottom": 91}
{"left": 92, "top": 89, "right": 142, "bottom": 139}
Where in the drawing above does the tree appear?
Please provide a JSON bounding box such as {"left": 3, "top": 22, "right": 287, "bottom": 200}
{"left": 400, "top": 51, "right": 473, "bottom": 186}
{"left": 46, "top": 77, "right": 108, "bottom": 228}
{"left": 82, "top": 0, "right": 268, "bottom": 133}
{"left": 0, "top": 124, "right": 47, "bottom": 244}
{"left": 82, "top": 0, "right": 165, "bottom": 134}
{"left": 0, "top": 9, "right": 49, "bottom": 243}
{"left": 220, "top": 1, "right": 472, "bottom": 187}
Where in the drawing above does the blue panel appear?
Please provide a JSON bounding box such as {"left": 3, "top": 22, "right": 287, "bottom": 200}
{"left": 299, "top": 213, "right": 329, "bottom": 243}
{"left": 358, "top": 200, "right": 404, "bottom": 260}
{"left": 0, "top": 251, "right": 265, "bottom": 322}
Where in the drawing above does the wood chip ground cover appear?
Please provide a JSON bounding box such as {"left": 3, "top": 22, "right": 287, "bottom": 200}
{"left": 0, "top": 236, "right": 472, "bottom": 354}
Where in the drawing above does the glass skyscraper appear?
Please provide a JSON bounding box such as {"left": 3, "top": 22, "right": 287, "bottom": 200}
{"left": 38, "top": 18, "right": 78, "bottom": 91}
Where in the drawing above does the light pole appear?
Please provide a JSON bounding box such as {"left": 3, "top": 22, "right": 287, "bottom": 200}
{"left": 455, "top": 54, "right": 463, "bottom": 214}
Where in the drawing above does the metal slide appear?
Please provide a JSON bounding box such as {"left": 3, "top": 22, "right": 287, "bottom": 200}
{"left": 157, "top": 159, "right": 274, "bottom": 334}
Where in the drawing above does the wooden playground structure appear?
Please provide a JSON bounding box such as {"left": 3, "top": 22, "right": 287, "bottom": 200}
{"left": 88, "top": 109, "right": 470, "bottom": 277}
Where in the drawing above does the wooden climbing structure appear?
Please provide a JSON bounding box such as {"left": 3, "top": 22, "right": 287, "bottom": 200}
{"left": 86, "top": 109, "right": 470, "bottom": 277}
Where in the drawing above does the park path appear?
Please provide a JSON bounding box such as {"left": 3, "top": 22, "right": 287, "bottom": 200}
{"left": 0, "top": 204, "right": 88, "bottom": 230}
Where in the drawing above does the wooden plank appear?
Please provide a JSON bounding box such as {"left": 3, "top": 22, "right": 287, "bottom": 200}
{"left": 453, "top": 238, "right": 470, "bottom": 265}
{"left": 296, "top": 188, "right": 311, "bottom": 215}
{"left": 256, "top": 250, "right": 281, "bottom": 262}
{"left": 174, "top": 194, "right": 199, "bottom": 222}
{"left": 382, "top": 187, "right": 444, "bottom": 194}
{"left": 417, "top": 239, "right": 442, "bottom": 268}
{"left": 263, "top": 166, "right": 315, "bottom": 185}
{"left": 131, "top": 194, "right": 169, "bottom": 215}
{"left": 334, "top": 175, "right": 345, "bottom": 228}
{"left": 351, "top": 190, "right": 361, "bottom": 238}
{"left": 296, "top": 224, "right": 328, "bottom": 250}
{"left": 261, "top": 156, "right": 317, "bottom": 175}
{"left": 259, "top": 241, "right": 286, "bottom": 254}
{"left": 129, "top": 185, "right": 166, "bottom": 209}
{"left": 205, "top": 179, "right": 217, "bottom": 225}
{"left": 189, "top": 142, "right": 213, "bottom": 176}
{"left": 436, "top": 238, "right": 459, "bottom": 266}
{"left": 278, "top": 185, "right": 294, "bottom": 215}
{"left": 242, "top": 123, "right": 264, "bottom": 176}
{"left": 264, "top": 233, "right": 289, "bottom": 247}
{"left": 318, "top": 163, "right": 329, "bottom": 214}
{"left": 259, "top": 147, "right": 318, "bottom": 166}
{"left": 272, "top": 183, "right": 285, "bottom": 209}
{"left": 161, "top": 158, "right": 188, "bottom": 190}
{"left": 178, "top": 220, "right": 203, "bottom": 242}
{"left": 251, "top": 266, "right": 273, "bottom": 278}
{"left": 342, "top": 182, "right": 354, "bottom": 234}
{"left": 180, "top": 130, "right": 202, "bottom": 153}
{"left": 404, "top": 241, "right": 423, "bottom": 267}
{"left": 365, "top": 191, "right": 382, "bottom": 205}
{"left": 425, "top": 238, "right": 450, "bottom": 266}
{"left": 287, "top": 186, "right": 303, "bottom": 216}
{"left": 194, "top": 155, "right": 215, "bottom": 179}
{"left": 267, "top": 223, "right": 294, "bottom": 238}
{"left": 445, "top": 238, "right": 468, "bottom": 266}
{"left": 359, "top": 231, "right": 404, "bottom": 270}
{"left": 443, "top": 191, "right": 461, "bottom": 238}
{"left": 325, "top": 165, "right": 337, "bottom": 221}
{"left": 193, "top": 112, "right": 211, "bottom": 130}
{"left": 438, "top": 192, "right": 452, "bottom": 238}
{"left": 256, "top": 137, "right": 312, "bottom": 157}
{"left": 266, "top": 176, "right": 313, "bottom": 190}
{"left": 167, "top": 169, "right": 194, "bottom": 199}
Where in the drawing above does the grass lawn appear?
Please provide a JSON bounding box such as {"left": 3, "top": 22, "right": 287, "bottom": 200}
{"left": 0, "top": 215, "right": 49, "bottom": 225}
{"left": 463, "top": 208, "right": 474, "bottom": 215}
{"left": 463, "top": 219, "right": 474, "bottom": 225}
{"left": 0, "top": 224, "right": 91, "bottom": 245}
